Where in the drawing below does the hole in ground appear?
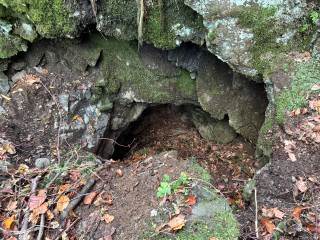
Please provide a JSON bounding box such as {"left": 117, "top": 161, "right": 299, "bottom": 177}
{"left": 109, "top": 104, "right": 259, "bottom": 208}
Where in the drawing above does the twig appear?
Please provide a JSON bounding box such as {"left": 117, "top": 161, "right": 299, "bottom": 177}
{"left": 54, "top": 217, "right": 81, "bottom": 240}
{"left": 19, "top": 176, "right": 40, "bottom": 240}
{"left": 312, "top": 190, "right": 319, "bottom": 239}
{"left": 59, "top": 178, "right": 96, "bottom": 220}
{"left": 254, "top": 187, "right": 259, "bottom": 239}
{"left": 36, "top": 214, "right": 45, "bottom": 240}
{"left": 45, "top": 172, "right": 61, "bottom": 189}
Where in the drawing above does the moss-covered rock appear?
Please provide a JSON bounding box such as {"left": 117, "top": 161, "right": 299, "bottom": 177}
{"left": 196, "top": 51, "right": 268, "bottom": 143}
{"left": 90, "top": 33, "right": 198, "bottom": 104}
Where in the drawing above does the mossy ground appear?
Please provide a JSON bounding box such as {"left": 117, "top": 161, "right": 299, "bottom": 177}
{"left": 275, "top": 59, "right": 320, "bottom": 124}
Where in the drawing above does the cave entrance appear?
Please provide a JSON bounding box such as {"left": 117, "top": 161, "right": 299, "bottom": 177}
{"left": 110, "top": 104, "right": 197, "bottom": 161}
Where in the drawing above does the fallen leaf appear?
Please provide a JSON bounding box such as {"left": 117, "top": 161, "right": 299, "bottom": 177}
{"left": 94, "top": 197, "right": 112, "bottom": 206}
{"left": 155, "top": 223, "right": 167, "bottom": 232}
{"left": 306, "top": 224, "right": 320, "bottom": 233}
{"left": 167, "top": 214, "right": 185, "bottom": 231}
{"left": 185, "top": 195, "right": 197, "bottom": 206}
{"left": 43, "top": 68, "right": 48, "bottom": 75}
{"left": 296, "top": 179, "right": 307, "bottom": 192}
{"left": 145, "top": 163, "right": 152, "bottom": 169}
{"left": 302, "top": 108, "right": 308, "bottom": 115}
{"left": 32, "top": 202, "right": 48, "bottom": 216}
{"left": 311, "top": 85, "right": 320, "bottom": 91}
{"left": 25, "top": 74, "right": 41, "bottom": 85}
{"left": 69, "top": 170, "right": 81, "bottom": 180}
{"left": 3, "top": 216, "right": 15, "bottom": 229}
{"left": 274, "top": 208, "right": 285, "bottom": 219}
{"left": 260, "top": 218, "right": 275, "bottom": 233}
{"left": 50, "top": 221, "right": 60, "bottom": 229}
{"left": 59, "top": 184, "right": 71, "bottom": 192}
{"left": 1, "top": 94, "right": 11, "bottom": 101}
{"left": 262, "top": 207, "right": 274, "bottom": 218}
{"left": 69, "top": 210, "right": 77, "bottom": 218}
{"left": 295, "top": 108, "right": 301, "bottom": 116}
{"left": 288, "top": 153, "right": 297, "bottom": 162}
{"left": 28, "top": 195, "right": 47, "bottom": 210}
{"left": 57, "top": 195, "right": 70, "bottom": 211}
{"left": 292, "top": 206, "right": 303, "bottom": 219}
{"left": 116, "top": 169, "right": 122, "bottom": 177}
{"left": 84, "top": 192, "right": 98, "bottom": 205}
{"left": 101, "top": 214, "right": 114, "bottom": 223}
{"left": 46, "top": 210, "right": 54, "bottom": 220}
{"left": 7, "top": 237, "right": 18, "bottom": 240}
{"left": 7, "top": 201, "right": 18, "bottom": 211}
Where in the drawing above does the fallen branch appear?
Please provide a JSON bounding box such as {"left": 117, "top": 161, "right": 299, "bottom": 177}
{"left": 54, "top": 217, "right": 81, "bottom": 240}
{"left": 254, "top": 187, "right": 259, "bottom": 239}
{"left": 59, "top": 178, "right": 96, "bottom": 220}
{"left": 36, "top": 214, "right": 45, "bottom": 240}
{"left": 19, "top": 176, "right": 40, "bottom": 240}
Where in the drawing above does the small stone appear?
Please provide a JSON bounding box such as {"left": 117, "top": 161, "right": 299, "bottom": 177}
{"left": 150, "top": 209, "right": 157, "bottom": 217}
{"left": 0, "top": 72, "right": 9, "bottom": 94}
{"left": 0, "top": 160, "right": 14, "bottom": 173}
{"left": 0, "top": 106, "right": 6, "bottom": 115}
{"left": 35, "top": 158, "right": 51, "bottom": 170}
{"left": 11, "top": 70, "right": 27, "bottom": 83}
{"left": 59, "top": 93, "right": 69, "bottom": 112}
{"left": 11, "top": 60, "right": 26, "bottom": 71}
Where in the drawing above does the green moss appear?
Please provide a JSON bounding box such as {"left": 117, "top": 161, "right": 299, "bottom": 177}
{"left": 233, "top": 5, "right": 295, "bottom": 74}
{"left": 144, "top": 0, "right": 176, "bottom": 50}
{"left": 188, "top": 157, "right": 211, "bottom": 182}
{"left": 90, "top": 33, "right": 196, "bottom": 103}
{"left": 211, "top": 211, "right": 240, "bottom": 240}
{"left": 0, "top": 31, "right": 27, "bottom": 58}
{"left": 102, "top": 0, "right": 138, "bottom": 40}
{"left": 0, "top": 0, "right": 76, "bottom": 37}
{"left": 259, "top": 117, "right": 273, "bottom": 135}
{"left": 177, "top": 69, "right": 196, "bottom": 98}
{"left": 275, "top": 60, "right": 320, "bottom": 124}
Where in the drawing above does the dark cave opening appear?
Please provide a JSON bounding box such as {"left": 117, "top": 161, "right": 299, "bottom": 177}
{"left": 110, "top": 104, "right": 197, "bottom": 160}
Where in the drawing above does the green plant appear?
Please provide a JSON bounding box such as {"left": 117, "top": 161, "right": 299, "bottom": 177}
{"left": 157, "top": 172, "right": 190, "bottom": 198}
{"left": 311, "top": 11, "right": 319, "bottom": 23}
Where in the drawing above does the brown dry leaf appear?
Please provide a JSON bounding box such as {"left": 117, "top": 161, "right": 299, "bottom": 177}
{"left": 33, "top": 202, "right": 48, "bottom": 216}
{"left": 185, "top": 195, "right": 197, "bottom": 206}
{"left": 306, "top": 224, "right": 320, "bottom": 233}
{"left": 167, "top": 214, "right": 185, "bottom": 231}
{"left": 94, "top": 196, "right": 112, "bottom": 206}
{"left": 295, "top": 108, "right": 301, "bottom": 116}
{"left": 7, "top": 237, "right": 18, "bottom": 240}
{"left": 25, "top": 74, "right": 41, "bottom": 85}
{"left": 274, "top": 208, "right": 285, "bottom": 219}
{"left": 260, "top": 218, "right": 275, "bottom": 234}
{"left": 288, "top": 153, "right": 297, "bottom": 162}
{"left": 50, "top": 221, "right": 60, "bottom": 229}
{"left": 145, "top": 163, "right": 152, "bottom": 169}
{"left": 261, "top": 207, "right": 274, "bottom": 218}
{"left": 84, "top": 192, "right": 98, "bottom": 205}
{"left": 302, "top": 108, "right": 308, "bottom": 115}
{"left": 59, "top": 184, "right": 71, "bottom": 192}
{"left": 296, "top": 179, "right": 307, "bottom": 192}
{"left": 28, "top": 195, "right": 47, "bottom": 210}
{"left": 7, "top": 201, "right": 18, "bottom": 211}
{"left": 69, "top": 210, "right": 77, "bottom": 218}
{"left": 155, "top": 223, "right": 167, "bottom": 232}
{"left": 101, "top": 214, "right": 114, "bottom": 223}
{"left": 57, "top": 195, "right": 70, "bottom": 211}
{"left": 292, "top": 206, "right": 303, "bottom": 219}
{"left": 172, "top": 203, "right": 180, "bottom": 215}
{"left": 46, "top": 210, "right": 54, "bottom": 220}
{"left": 3, "top": 216, "right": 15, "bottom": 229}
{"left": 43, "top": 68, "right": 48, "bottom": 75}
{"left": 116, "top": 169, "right": 122, "bottom": 177}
